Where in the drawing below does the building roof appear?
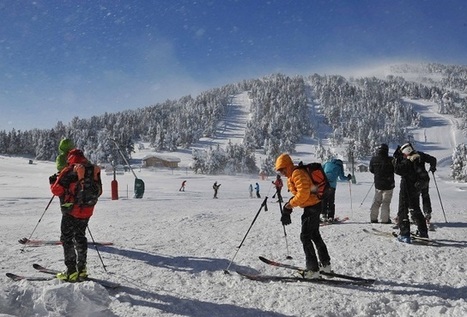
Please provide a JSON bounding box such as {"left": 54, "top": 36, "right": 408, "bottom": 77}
{"left": 142, "top": 154, "right": 181, "bottom": 163}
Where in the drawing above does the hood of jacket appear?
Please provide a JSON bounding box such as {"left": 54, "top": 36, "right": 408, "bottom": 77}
{"left": 275, "top": 153, "right": 294, "bottom": 177}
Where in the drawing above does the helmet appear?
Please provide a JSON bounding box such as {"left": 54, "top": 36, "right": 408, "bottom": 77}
{"left": 401, "top": 143, "right": 414, "bottom": 155}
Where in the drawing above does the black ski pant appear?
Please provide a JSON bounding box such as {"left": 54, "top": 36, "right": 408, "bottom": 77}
{"left": 60, "top": 214, "right": 89, "bottom": 272}
{"left": 300, "top": 202, "right": 331, "bottom": 271}
{"left": 397, "top": 182, "right": 428, "bottom": 237}
{"left": 321, "top": 187, "right": 336, "bottom": 219}
{"left": 275, "top": 188, "right": 283, "bottom": 203}
{"left": 421, "top": 186, "right": 432, "bottom": 215}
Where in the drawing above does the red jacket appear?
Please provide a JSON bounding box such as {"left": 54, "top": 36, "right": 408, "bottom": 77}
{"left": 272, "top": 178, "right": 283, "bottom": 189}
{"left": 51, "top": 163, "right": 101, "bottom": 219}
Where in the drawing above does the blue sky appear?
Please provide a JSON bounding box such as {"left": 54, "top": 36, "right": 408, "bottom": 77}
{"left": 1, "top": 0, "right": 466, "bottom": 131}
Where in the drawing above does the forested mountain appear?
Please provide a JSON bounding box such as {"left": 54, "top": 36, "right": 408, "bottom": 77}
{"left": 1, "top": 63, "right": 466, "bottom": 179}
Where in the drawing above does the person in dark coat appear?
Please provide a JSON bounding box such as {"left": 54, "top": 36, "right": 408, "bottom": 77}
{"left": 393, "top": 143, "right": 429, "bottom": 243}
{"left": 213, "top": 181, "right": 221, "bottom": 199}
{"left": 369, "top": 144, "right": 395, "bottom": 223}
{"left": 179, "top": 180, "right": 186, "bottom": 191}
{"left": 416, "top": 151, "right": 437, "bottom": 222}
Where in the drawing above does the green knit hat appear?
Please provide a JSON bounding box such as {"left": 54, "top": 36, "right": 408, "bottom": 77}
{"left": 58, "top": 138, "right": 74, "bottom": 154}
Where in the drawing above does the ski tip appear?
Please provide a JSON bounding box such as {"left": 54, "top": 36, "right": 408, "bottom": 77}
{"left": 6, "top": 273, "right": 23, "bottom": 281}
{"left": 286, "top": 256, "right": 293, "bottom": 260}
{"left": 223, "top": 270, "right": 231, "bottom": 275}
{"left": 18, "top": 238, "right": 28, "bottom": 244}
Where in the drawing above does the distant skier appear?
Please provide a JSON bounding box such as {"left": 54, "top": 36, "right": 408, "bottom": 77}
{"left": 179, "top": 180, "right": 186, "bottom": 191}
{"left": 249, "top": 184, "right": 254, "bottom": 198}
{"left": 255, "top": 182, "right": 261, "bottom": 198}
{"left": 272, "top": 174, "right": 284, "bottom": 203}
{"left": 213, "top": 181, "right": 221, "bottom": 199}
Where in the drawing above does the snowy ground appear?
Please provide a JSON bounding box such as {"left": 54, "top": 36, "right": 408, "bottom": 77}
{"left": 0, "top": 94, "right": 466, "bottom": 317}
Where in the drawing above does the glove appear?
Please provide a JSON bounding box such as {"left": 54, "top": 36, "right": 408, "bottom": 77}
{"left": 49, "top": 173, "right": 58, "bottom": 185}
{"left": 281, "top": 206, "right": 293, "bottom": 226}
{"left": 408, "top": 153, "right": 420, "bottom": 162}
{"left": 347, "top": 174, "right": 352, "bottom": 180}
{"left": 430, "top": 166, "right": 436, "bottom": 173}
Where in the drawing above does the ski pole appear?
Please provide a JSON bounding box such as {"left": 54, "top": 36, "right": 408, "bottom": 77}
{"left": 360, "top": 182, "right": 374, "bottom": 207}
{"left": 87, "top": 225, "right": 108, "bottom": 273}
{"left": 431, "top": 172, "right": 448, "bottom": 223}
{"left": 348, "top": 181, "right": 353, "bottom": 216}
{"left": 224, "top": 196, "right": 268, "bottom": 274}
{"left": 20, "top": 195, "right": 55, "bottom": 252}
{"left": 278, "top": 198, "right": 292, "bottom": 260}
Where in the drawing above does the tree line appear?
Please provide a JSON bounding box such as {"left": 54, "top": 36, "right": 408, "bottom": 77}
{"left": 0, "top": 63, "right": 466, "bottom": 180}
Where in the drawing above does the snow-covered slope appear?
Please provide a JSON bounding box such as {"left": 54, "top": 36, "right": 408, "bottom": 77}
{"left": 0, "top": 93, "right": 466, "bottom": 317}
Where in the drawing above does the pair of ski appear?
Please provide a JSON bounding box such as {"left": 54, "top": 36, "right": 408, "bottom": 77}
{"left": 320, "top": 216, "right": 349, "bottom": 227}
{"left": 6, "top": 264, "right": 119, "bottom": 289}
{"left": 391, "top": 219, "right": 436, "bottom": 232}
{"left": 364, "top": 228, "right": 445, "bottom": 246}
{"left": 236, "top": 256, "right": 375, "bottom": 286}
{"left": 18, "top": 238, "right": 113, "bottom": 247}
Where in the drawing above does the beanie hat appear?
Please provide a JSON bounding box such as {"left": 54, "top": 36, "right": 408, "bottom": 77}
{"left": 58, "top": 138, "right": 75, "bottom": 154}
{"left": 378, "top": 143, "right": 389, "bottom": 155}
{"left": 401, "top": 143, "right": 414, "bottom": 155}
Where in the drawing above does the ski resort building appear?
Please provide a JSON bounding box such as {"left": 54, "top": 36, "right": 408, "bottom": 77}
{"left": 142, "top": 154, "right": 181, "bottom": 168}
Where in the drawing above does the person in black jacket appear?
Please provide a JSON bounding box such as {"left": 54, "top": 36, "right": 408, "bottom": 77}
{"left": 393, "top": 143, "right": 429, "bottom": 243}
{"left": 369, "top": 144, "right": 395, "bottom": 224}
{"left": 416, "top": 151, "right": 437, "bottom": 222}
{"left": 213, "top": 181, "right": 221, "bottom": 199}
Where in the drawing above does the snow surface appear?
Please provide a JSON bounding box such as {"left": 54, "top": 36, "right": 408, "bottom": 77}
{"left": 1, "top": 94, "right": 467, "bottom": 317}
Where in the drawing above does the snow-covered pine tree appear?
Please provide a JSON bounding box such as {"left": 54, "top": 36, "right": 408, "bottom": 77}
{"left": 451, "top": 143, "right": 467, "bottom": 181}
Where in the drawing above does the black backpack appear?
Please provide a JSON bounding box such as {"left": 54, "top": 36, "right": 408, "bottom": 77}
{"left": 74, "top": 163, "right": 102, "bottom": 206}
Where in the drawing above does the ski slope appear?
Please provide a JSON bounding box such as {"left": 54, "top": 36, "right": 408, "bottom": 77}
{"left": 0, "top": 93, "right": 466, "bottom": 317}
